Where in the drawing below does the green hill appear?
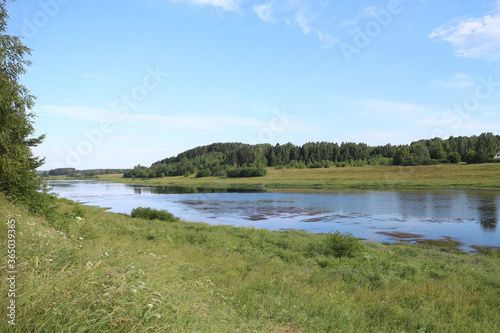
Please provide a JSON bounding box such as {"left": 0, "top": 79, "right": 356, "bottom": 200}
{"left": 124, "top": 133, "right": 500, "bottom": 179}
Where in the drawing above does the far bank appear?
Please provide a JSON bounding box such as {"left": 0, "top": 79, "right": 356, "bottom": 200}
{"left": 92, "top": 164, "right": 500, "bottom": 190}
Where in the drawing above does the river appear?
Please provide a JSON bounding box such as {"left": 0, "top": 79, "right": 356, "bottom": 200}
{"left": 47, "top": 180, "right": 500, "bottom": 250}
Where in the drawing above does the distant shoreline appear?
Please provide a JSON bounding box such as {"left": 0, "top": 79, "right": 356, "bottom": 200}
{"left": 56, "top": 164, "right": 500, "bottom": 190}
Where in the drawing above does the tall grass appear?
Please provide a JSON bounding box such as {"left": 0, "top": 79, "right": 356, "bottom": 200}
{"left": 1, "top": 194, "right": 499, "bottom": 332}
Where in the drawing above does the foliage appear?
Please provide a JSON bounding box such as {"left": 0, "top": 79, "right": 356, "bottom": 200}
{"left": 130, "top": 206, "right": 178, "bottom": 222}
{"left": 48, "top": 168, "right": 77, "bottom": 176}
{"left": 195, "top": 168, "right": 212, "bottom": 178}
{"left": 463, "top": 150, "right": 478, "bottom": 164}
{"left": 447, "top": 152, "right": 461, "bottom": 164}
{"left": 0, "top": 1, "right": 54, "bottom": 214}
{"left": 123, "top": 133, "right": 500, "bottom": 179}
{"left": 226, "top": 167, "right": 267, "bottom": 178}
{"left": 44, "top": 168, "right": 129, "bottom": 177}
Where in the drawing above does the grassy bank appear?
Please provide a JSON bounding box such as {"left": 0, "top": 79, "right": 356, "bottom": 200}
{"left": 95, "top": 164, "right": 500, "bottom": 190}
{"left": 1, "top": 194, "right": 499, "bottom": 332}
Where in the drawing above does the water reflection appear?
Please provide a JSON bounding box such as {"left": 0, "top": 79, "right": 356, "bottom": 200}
{"left": 478, "top": 198, "right": 498, "bottom": 231}
{"left": 130, "top": 185, "right": 265, "bottom": 195}
{"left": 46, "top": 180, "right": 500, "bottom": 249}
{"left": 461, "top": 191, "right": 499, "bottom": 231}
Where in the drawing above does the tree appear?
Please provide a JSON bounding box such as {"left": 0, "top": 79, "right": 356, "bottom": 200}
{"left": 409, "top": 143, "right": 430, "bottom": 162}
{"left": 463, "top": 150, "right": 477, "bottom": 164}
{"left": 447, "top": 152, "right": 461, "bottom": 164}
{"left": 475, "top": 132, "right": 498, "bottom": 163}
{"left": 392, "top": 146, "right": 410, "bottom": 165}
{"left": 0, "top": 0, "right": 49, "bottom": 212}
{"left": 429, "top": 141, "right": 446, "bottom": 160}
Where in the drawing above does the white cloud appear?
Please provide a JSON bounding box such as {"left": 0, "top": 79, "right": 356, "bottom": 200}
{"left": 254, "top": 0, "right": 338, "bottom": 46}
{"left": 346, "top": 97, "right": 500, "bottom": 139}
{"left": 38, "top": 105, "right": 121, "bottom": 121}
{"left": 420, "top": 113, "right": 500, "bottom": 132}
{"left": 37, "top": 104, "right": 268, "bottom": 132}
{"left": 254, "top": 1, "right": 275, "bottom": 23}
{"left": 428, "top": 2, "right": 500, "bottom": 60}
{"left": 349, "top": 98, "right": 447, "bottom": 127}
{"left": 170, "top": 0, "right": 240, "bottom": 11}
{"left": 127, "top": 113, "right": 266, "bottom": 132}
{"left": 354, "top": 98, "right": 430, "bottom": 117}
{"left": 293, "top": 8, "right": 313, "bottom": 34}
{"left": 430, "top": 73, "right": 474, "bottom": 89}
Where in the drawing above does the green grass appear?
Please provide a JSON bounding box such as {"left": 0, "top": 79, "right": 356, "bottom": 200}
{"left": 96, "top": 163, "right": 500, "bottom": 190}
{"left": 1, "top": 193, "right": 499, "bottom": 332}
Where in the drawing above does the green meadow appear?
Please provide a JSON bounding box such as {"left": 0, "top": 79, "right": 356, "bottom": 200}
{"left": 1, "top": 193, "right": 499, "bottom": 332}
{"left": 94, "top": 163, "right": 500, "bottom": 190}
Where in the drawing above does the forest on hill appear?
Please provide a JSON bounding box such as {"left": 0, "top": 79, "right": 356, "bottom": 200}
{"left": 124, "top": 132, "right": 500, "bottom": 179}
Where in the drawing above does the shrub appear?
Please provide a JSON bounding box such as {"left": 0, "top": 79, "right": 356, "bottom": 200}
{"left": 447, "top": 152, "right": 461, "bottom": 164}
{"left": 72, "top": 204, "right": 86, "bottom": 218}
{"left": 312, "top": 231, "right": 365, "bottom": 258}
{"left": 227, "top": 167, "right": 267, "bottom": 178}
{"left": 212, "top": 169, "right": 227, "bottom": 177}
{"left": 130, "top": 207, "right": 178, "bottom": 222}
{"left": 195, "top": 169, "right": 212, "bottom": 178}
{"left": 309, "top": 162, "right": 323, "bottom": 169}
{"left": 463, "top": 150, "right": 477, "bottom": 164}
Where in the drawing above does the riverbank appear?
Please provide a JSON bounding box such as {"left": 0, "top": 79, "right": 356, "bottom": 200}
{"left": 91, "top": 164, "right": 500, "bottom": 190}
{"left": 1, "top": 193, "right": 499, "bottom": 332}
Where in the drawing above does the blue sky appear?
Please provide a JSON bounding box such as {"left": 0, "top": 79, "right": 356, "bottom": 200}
{"left": 6, "top": 0, "right": 500, "bottom": 169}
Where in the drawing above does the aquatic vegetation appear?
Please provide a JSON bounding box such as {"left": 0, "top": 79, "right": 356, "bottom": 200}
{"left": 376, "top": 231, "right": 424, "bottom": 239}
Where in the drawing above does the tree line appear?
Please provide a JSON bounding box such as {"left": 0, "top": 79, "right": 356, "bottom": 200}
{"left": 43, "top": 168, "right": 130, "bottom": 177}
{"left": 123, "top": 133, "right": 500, "bottom": 179}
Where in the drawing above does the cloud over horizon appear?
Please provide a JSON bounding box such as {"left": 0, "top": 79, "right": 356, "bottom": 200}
{"left": 429, "top": 1, "right": 500, "bottom": 60}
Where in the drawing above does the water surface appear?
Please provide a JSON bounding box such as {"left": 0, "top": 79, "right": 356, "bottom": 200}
{"left": 48, "top": 180, "right": 500, "bottom": 250}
